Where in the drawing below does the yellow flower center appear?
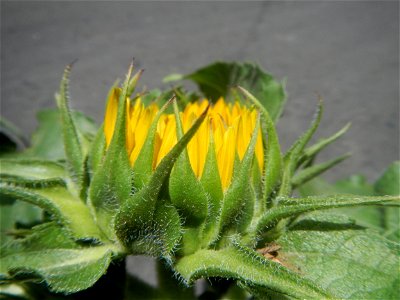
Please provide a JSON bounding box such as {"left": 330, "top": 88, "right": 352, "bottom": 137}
{"left": 104, "top": 88, "right": 264, "bottom": 189}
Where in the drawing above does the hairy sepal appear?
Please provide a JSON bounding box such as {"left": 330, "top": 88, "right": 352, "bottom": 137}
{"left": 255, "top": 194, "right": 400, "bottom": 235}
{"left": 88, "top": 125, "right": 106, "bottom": 176}
{"left": 55, "top": 64, "right": 85, "bottom": 192}
{"left": 115, "top": 107, "right": 208, "bottom": 253}
{"left": 89, "top": 65, "right": 134, "bottom": 240}
{"left": 200, "top": 135, "right": 224, "bottom": 247}
{"left": 170, "top": 102, "right": 208, "bottom": 226}
{"left": 279, "top": 102, "right": 323, "bottom": 197}
{"left": 299, "top": 123, "right": 351, "bottom": 167}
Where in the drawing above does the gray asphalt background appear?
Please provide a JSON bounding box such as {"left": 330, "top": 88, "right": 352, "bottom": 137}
{"left": 1, "top": 0, "right": 399, "bottom": 287}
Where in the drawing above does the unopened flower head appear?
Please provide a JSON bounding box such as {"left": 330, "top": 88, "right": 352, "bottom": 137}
{"left": 104, "top": 88, "right": 263, "bottom": 189}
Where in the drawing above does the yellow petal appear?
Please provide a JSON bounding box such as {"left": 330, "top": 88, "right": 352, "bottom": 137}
{"left": 104, "top": 88, "right": 120, "bottom": 146}
{"left": 155, "top": 116, "right": 177, "bottom": 166}
{"left": 217, "top": 126, "right": 236, "bottom": 189}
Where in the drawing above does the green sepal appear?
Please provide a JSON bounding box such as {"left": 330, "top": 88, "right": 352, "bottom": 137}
{"left": 127, "top": 69, "right": 144, "bottom": 97}
{"left": 55, "top": 64, "right": 84, "bottom": 187}
{"left": 89, "top": 65, "right": 134, "bottom": 240}
{"left": 200, "top": 135, "right": 224, "bottom": 247}
{"left": 235, "top": 185, "right": 256, "bottom": 234}
{"left": 237, "top": 86, "right": 283, "bottom": 211}
{"left": 88, "top": 125, "right": 106, "bottom": 175}
{"left": 300, "top": 123, "right": 351, "bottom": 167}
{"left": 0, "top": 223, "right": 117, "bottom": 294}
{"left": 174, "top": 238, "right": 332, "bottom": 299}
{"left": 0, "top": 184, "right": 104, "bottom": 241}
{"left": 132, "top": 98, "right": 174, "bottom": 190}
{"left": 251, "top": 158, "right": 263, "bottom": 205}
{"left": 255, "top": 194, "right": 400, "bottom": 234}
{"left": 169, "top": 101, "right": 208, "bottom": 227}
{"left": 292, "top": 153, "right": 350, "bottom": 189}
{"left": 115, "top": 107, "right": 208, "bottom": 252}
{"left": 152, "top": 202, "right": 182, "bottom": 262}
{"left": 123, "top": 200, "right": 182, "bottom": 262}
{"left": 279, "top": 101, "right": 323, "bottom": 197}
{"left": 217, "top": 117, "right": 260, "bottom": 238}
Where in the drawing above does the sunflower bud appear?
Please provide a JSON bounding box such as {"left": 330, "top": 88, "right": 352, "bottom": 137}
{"left": 94, "top": 77, "right": 265, "bottom": 256}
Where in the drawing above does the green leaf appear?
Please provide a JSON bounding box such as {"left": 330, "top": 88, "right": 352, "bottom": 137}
{"left": 183, "top": 62, "right": 286, "bottom": 121}
{"left": 0, "top": 223, "right": 116, "bottom": 294}
{"left": 1, "top": 223, "right": 77, "bottom": 254}
{"left": 174, "top": 240, "right": 331, "bottom": 299}
{"left": 278, "top": 212, "right": 400, "bottom": 299}
{"left": 0, "top": 200, "right": 42, "bottom": 245}
{"left": 0, "top": 185, "right": 103, "bottom": 241}
{"left": 0, "top": 159, "right": 66, "bottom": 180}
{"left": 0, "top": 159, "right": 68, "bottom": 189}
